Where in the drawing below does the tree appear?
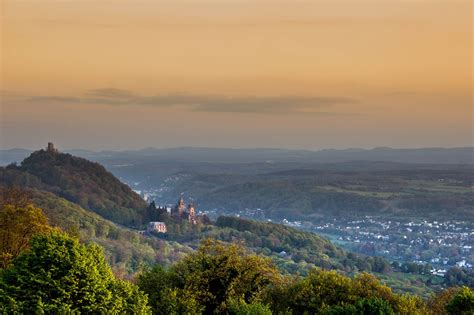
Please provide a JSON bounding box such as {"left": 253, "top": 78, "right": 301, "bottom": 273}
{"left": 228, "top": 298, "right": 272, "bottom": 315}
{"left": 284, "top": 269, "right": 353, "bottom": 314}
{"left": 444, "top": 267, "right": 474, "bottom": 287}
{"left": 353, "top": 297, "right": 394, "bottom": 315}
{"left": 0, "top": 186, "right": 31, "bottom": 208}
{"left": 325, "top": 297, "right": 395, "bottom": 315}
{"left": 268, "top": 269, "right": 425, "bottom": 315}
{"left": 427, "top": 287, "right": 461, "bottom": 315}
{"left": 445, "top": 286, "right": 474, "bottom": 315}
{"left": 176, "top": 239, "right": 282, "bottom": 313}
{"left": 0, "top": 187, "right": 53, "bottom": 268}
{"left": 137, "top": 265, "right": 187, "bottom": 315}
{"left": 138, "top": 239, "right": 282, "bottom": 314}
{"left": 0, "top": 232, "right": 150, "bottom": 314}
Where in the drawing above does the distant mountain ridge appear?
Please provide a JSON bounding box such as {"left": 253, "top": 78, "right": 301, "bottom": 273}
{"left": 0, "top": 147, "right": 147, "bottom": 225}
{"left": 1, "top": 146, "right": 473, "bottom": 165}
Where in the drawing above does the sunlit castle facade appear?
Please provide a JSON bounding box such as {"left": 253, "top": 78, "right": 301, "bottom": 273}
{"left": 171, "top": 196, "right": 198, "bottom": 225}
{"left": 188, "top": 203, "right": 196, "bottom": 224}
{"left": 147, "top": 221, "right": 167, "bottom": 233}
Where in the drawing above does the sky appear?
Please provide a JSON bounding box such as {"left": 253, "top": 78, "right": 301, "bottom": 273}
{"left": 1, "top": 0, "right": 472, "bottom": 151}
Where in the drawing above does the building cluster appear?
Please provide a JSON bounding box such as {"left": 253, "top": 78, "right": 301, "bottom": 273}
{"left": 220, "top": 207, "right": 474, "bottom": 275}
{"left": 309, "top": 217, "right": 474, "bottom": 273}
{"left": 146, "top": 196, "right": 199, "bottom": 234}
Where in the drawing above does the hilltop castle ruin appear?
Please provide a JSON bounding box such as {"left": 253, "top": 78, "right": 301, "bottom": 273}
{"left": 46, "top": 142, "right": 59, "bottom": 153}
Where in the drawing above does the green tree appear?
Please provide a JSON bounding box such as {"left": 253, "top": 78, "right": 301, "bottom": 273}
{"left": 285, "top": 269, "right": 353, "bottom": 314}
{"left": 137, "top": 265, "right": 192, "bottom": 315}
{"left": 0, "top": 187, "right": 53, "bottom": 268}
{"left": 175, "top": 239, "right": 281, "bottom": 313}
{"left": 354, "top": 297, "right": 394, "bottom": 315}
{"left": 268, "top": 269, "right": 426, "bottom": 315}
{"left": 446, "top": 286, "right": 474, "bottom": 315}
{"left": 139, "top": 239, "right": 282, "bottom": 314}
{"left": 325, "top": 297, "right": 394, "bottom": 315}
{"left": 427, "top": 287, "right": 461, "bottom": 315}
{"left": 0, "top": 232, "right": 150, "bottom": 314}
{"left": 228, "top": 298, "right": 273, "bottom": 315}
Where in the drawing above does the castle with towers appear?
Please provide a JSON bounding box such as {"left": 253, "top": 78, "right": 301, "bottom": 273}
{"left": 146, "top": 196, "right": 199, "bottom": 234}
{"left": 172, "top": 196, "right": 197, "bottom": 225}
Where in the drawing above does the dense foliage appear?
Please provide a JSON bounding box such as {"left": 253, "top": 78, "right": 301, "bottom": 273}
{"left": 1, "top": 149, "right": 147, "bottom": 225}
{"left": 443, "top": 267, "right": 474, "bottom": 288}
{"left": 445, "top": 286, "right": 474, "bottom": 315}
{"left": 138, "top": 239, "right": 282, "bottom": 314}
{"left": 138, "top": 239, "right": 474, "bottom": 314}
{"left": 0, "top": 186, "right": 191, "bottom": 276}
{"left": 0, "top": 187, "right": 53, "bottom": 268}
{"left": 1, "top": 150, "right": 473, "bottom": 314}
{"left": 209, "top": 216, "right": 391, "bottom": 275}
{"left": 0, "top": 232, "right": 150, "bottom": 313}
{"left": 268, "top": 269, "right": 428, "bottom": 315}
{"left": 0, "top": 194, "right": 473, "bottom": 314}
{"left": 29, "top": 189, "right": 191, "bottom": 275}
{"left": 157, "top": 167, "right": 473, "bottom": 221}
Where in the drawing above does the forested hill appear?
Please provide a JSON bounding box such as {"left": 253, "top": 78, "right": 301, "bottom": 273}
{"left": 207, "top": 216, "right": 391, "bottom": 275}
{"left": 0, "top": 149, "right": 147, "bottom": 225}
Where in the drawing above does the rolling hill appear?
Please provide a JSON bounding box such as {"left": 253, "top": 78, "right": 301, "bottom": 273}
{"left": 0, "top": 148, "right": 147, "bottom": 225}
{"left": 28, "top": 189, "right": 191, "bottom": 274}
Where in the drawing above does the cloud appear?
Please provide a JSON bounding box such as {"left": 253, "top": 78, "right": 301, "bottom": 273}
{"left": 26, "top": 89, "right": 359, "bottom": 114}
{"left": 384, "top": 90, "right": 417, "bottom": 97}
{"left": 27, "top": 96, "right": 124, "bottom": 105}
{"left": 28, "top": 96, "right": 83, "bottom": 103}
{"left": 87, "top": 88, "right": 137, "bottom": 99}
{"left": 186, "top": 96, "right": 356, "bottom": 113}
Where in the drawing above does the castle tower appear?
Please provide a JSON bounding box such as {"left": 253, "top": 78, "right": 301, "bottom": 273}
{"left": 177, "top": 196, "right": 186, "bottom": 216}
{"left": 188, "top": 203, "right": 196, "bottom": 224}
{"left": 46, "top": 142, "right": 58, "bottom": 153}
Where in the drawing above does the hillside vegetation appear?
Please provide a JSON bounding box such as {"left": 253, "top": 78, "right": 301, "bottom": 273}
{"left": 210, "top": 216, "right": 390, "bottom": 274}
{"left": 1, "top": 149, "right": 147, "bottom": 225}
{"left": 162, "top": 168, "right": 474, "bottom": 220}
{"left": 1, "top": 152, "right": 473, "bottom": 313}
{"left": 28, "top": 189, "right": 191, "bottom": 274}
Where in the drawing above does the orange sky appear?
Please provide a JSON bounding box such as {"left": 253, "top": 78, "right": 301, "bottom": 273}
{"left": 1, "top": 0, "right": 472, "bottom": 150}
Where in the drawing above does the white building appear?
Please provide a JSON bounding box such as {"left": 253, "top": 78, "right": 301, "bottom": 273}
{"left": 147, "top": 221, "right": 167, "bottom": 233}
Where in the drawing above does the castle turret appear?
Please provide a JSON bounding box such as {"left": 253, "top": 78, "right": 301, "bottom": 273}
{"left": 178, "top": 196, "right": 186, "bottom": 215}
{"left": 172, "top": 196, "right": 186, "bottom": 217}
{"left": 188, "top": 203, "right": 196, "bottom": 224}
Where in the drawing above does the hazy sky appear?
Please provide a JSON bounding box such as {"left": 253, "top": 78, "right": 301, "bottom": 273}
{"left": 1, "top": 0, "right": 472, "bottom": 150}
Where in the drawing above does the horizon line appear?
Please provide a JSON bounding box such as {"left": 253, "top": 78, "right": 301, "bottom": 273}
{"left": 1, "top": 145, "right": 473, "bottom": 153}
